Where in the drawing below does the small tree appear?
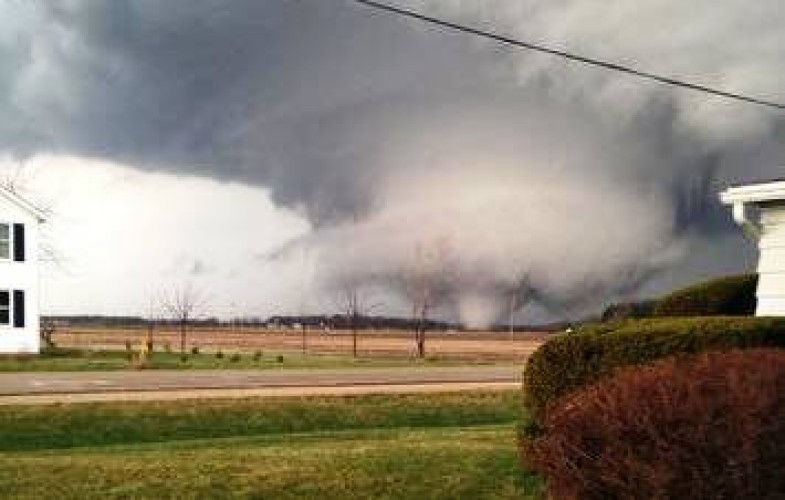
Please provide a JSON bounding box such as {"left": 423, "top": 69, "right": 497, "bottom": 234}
{"left": 40, "top": 319, "right": 56, "bottom": 349}
{"left": 401, "top": 238, "right": 454, "bottom": 358}
{"left": 162, "top": 282, "right": 205, "bottom": 356}
{"left": 336, "top": 276, "right": 381, "bottom": 358}
{"left": 144, "top": 294, "right": 163, "bottom": 353}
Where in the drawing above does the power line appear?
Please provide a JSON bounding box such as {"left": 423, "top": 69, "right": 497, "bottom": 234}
{"left": 351, "top": 0, "right": 785, "bottom": 111}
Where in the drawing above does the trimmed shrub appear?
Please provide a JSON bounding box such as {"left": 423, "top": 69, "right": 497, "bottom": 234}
{"left": 523, "top": 316, "right": 785, "bottom": 423}
{"left": 253, "top": 350, "right": 263, "bottom": 361}
{"left": 131, "top": 353, "right": 151, "bottom": 370}
{"left": 229, "top": 353, "right": 241, "bottom": 363}
{"left": 526, "top": 349, "right": 785, "bottom": 499}
{"left": 190, "top": 346, "right": 199, "bottom": 355}
{"left": 653, "top": 273, "right": 757, "bottom": 317}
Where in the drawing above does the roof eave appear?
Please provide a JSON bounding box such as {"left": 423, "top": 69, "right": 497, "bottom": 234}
{"left": 0, "top": 187, "right": 47, "bottom": 223}
{"left": 720, "top": 182, "right": 785, "bottom": 205}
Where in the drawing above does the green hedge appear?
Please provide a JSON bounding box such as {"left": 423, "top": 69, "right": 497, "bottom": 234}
{"left": 523, "top": 316, "right": 785, "bottom": 424}
{"left": 653, "top": 274, "right": 758, "bottom": 317}
{"left": 600, "top": 299, "right": 656, "bottom": 321}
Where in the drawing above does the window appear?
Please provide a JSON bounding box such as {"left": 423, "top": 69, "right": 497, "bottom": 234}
{"left": 13, "top": 224, "right": 24, "bottom": 262}
{"left": 0, "top": 224, "right": 8, "bottom": 260}
{"left": 13, "top": 290, "right": 24, "bottom": 328}
{"left": 0, "top": 291, "right": 8, "bottom": 325}
{"left": 0, "top": 291, "right": 25, "bottom": 328}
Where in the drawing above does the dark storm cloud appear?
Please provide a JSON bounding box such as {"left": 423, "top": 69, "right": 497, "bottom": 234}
{"left": 4, "top": 0, "right": 785, "bottom": 320}
{"left": 1, "top": 0, "right": 487, "bottom": 218}
{"left": 4, "top": 1, "right": 783, "bottom": 217}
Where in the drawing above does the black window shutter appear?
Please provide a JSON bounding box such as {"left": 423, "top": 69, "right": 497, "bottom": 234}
{"left": 13, "top": 224, "right": 24, "bottom": 262}
{"left": 13, "top": 290, "right": 24, "bottom": 328}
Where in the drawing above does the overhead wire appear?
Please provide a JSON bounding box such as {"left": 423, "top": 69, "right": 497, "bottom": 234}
{"left": 351, "top": 0, "right": 785, "bottom": 111}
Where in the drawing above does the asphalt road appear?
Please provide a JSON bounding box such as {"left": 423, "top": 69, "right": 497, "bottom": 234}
{"left": 0, "top": 366, "right": 522, "bottom": 404}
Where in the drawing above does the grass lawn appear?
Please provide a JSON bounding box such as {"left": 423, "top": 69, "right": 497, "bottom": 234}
{"left": 0, "top": 391, "right": 542, "bottom": 499}
{"left": 0, "top": 348, "right": 507, "bottom": 372}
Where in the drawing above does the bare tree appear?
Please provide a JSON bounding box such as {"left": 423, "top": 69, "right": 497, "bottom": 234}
{"left": 1, "top": 161, "right": 63, "bottom": 355}
{"left": 333, "top": 212, "right": 384, "bottom": 357}
{"left": 40, "top": 319, "right": 56, "bottom": 349}
{"left": 144, "top": 293, "right": 163, "bottom": 353}
{"left": 0, "top": 161, "right": 31, "bottom": 194}
{"left": 0, "top": 161, "right": 60, "bottom": 265}
{"left": 336, "top": 276, "right": 381, "bottom": 358}
{"left": 162, "top": 282, "right": 205, "bottom": 356}
{"left": 401, "top": 238, "right": 454, "bottom": 358}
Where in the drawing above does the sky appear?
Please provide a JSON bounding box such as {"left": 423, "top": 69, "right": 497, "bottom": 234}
{"left": 1, "top": 0, "right": 784, "bottom": 324}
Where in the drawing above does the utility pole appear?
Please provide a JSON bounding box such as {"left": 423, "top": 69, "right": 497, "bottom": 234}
{"left": 509, "top": 289, "right": 516, "bottom": 342}
{"left": 299, "top": 246, "right": 312, "bottom": 355}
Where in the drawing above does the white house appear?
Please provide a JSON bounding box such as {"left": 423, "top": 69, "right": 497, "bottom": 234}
{"left": 720, "top": 179, "right": 785, "bottom": 316}
{"left": 0, "top": 186, "right": 46, "bottom": 354}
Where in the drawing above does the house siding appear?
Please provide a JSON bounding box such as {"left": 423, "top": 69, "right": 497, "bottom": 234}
{"left": 0, "top": 194, "right": 41, "bottom": 353}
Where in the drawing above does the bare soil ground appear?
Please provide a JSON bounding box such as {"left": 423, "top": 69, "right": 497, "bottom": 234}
{"left": 53, "top": 327, "right": 550, "bottom": 361}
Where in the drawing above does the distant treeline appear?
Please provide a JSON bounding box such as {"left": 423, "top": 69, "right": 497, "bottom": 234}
{"left": 488, "top": 321, "right": 571, "bottom": 333}
{"left": 43, "top": 315, "right": 226, "bottom": 328}
{"left": 43, "top": 314, "right": 460, "bottom": 331}
{"left": 43, "top": 314, "right": 566, "bottom": 332}
{"left": 266, "top": 315, "right": 459, "bottom": 331}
